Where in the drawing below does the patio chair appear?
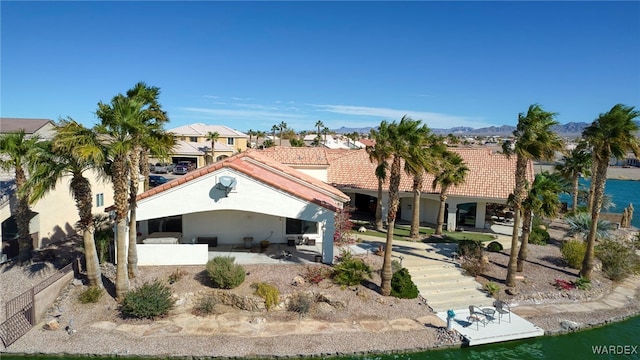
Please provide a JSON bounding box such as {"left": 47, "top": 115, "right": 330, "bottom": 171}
{"left": 467, "top": 305, "right": 488, "bottom": 330}
{"left": 493, "top": 300, "right": 511, "bottom": 323}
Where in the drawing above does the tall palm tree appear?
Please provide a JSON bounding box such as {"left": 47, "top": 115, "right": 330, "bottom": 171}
{"left": 26, "top": 119, "right": 105, "bottom": 287}
{"left": 517, "top": 171, "right": 564, "bottom": 272}
{"left": 432, "top": 151, "right": 469, "bottom": 235}
{"left": 367, "top": 123, "right": 392, "bottom": 231}
{"left": 247, "top": 129, "right": 255, "bottom": 148}
{"left": 322, "top": 127, "right": 330, "bottom": 145}
{"left": 256, "top": 131, "right": 265, "bottom": 148}
{"left": 271, "top": 125, "right": 278, "bottom": 144}
{"left": 580, "top": 104, "right": 640, "bottom": 280}
{"left": 380, "top": 116, "right": 428, "bottom": 296}
{"left": 206, "top": 131, "right": 220, "bottom": 165}
{"left": 0, "top": 130, "right": 42, "bottom": 262}
{"left": 554, "top": 140, "right": 592, "bottom": 212}
{"left": 503, "top": 104, "right": 563, "bottom": 287}
{"left": 278, "top": 121, "right": 287, "bottom": 146}
{"left": 315, "top": 120, "right": 324, "bottom": 139}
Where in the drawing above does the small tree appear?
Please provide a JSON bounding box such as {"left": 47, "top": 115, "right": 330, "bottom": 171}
{"left": 334, "top": 206, "right": 354, "bottom": 246}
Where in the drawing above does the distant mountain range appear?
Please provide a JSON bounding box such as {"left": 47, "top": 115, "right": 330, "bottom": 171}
{"left": 335, "top": 122, "right": 593, "bottom": 138}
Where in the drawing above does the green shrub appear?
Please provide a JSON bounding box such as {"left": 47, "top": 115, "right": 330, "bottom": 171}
{"left": 287, "top": 292, "right": 313, "bottom": 316}
{"left": 192, "top": 294, "right": 218, "bottom": 316}
{"left": 575, "top": 276, "right": 592, "bottom": 290}
{"left": 206, "top": 256, "right": 246, "bottom": 289}
{"left": 390, "top": 268, "right": 419, "bottom": 299}
{"left": 486, "top": 241, "right": 504, "bottom": 252}
{"left": 332, "top": 251, "right": 372, "bottom": 286}
{"left": 561, "top": 239, "right": 586, "bottom": 269}
{"left": 120, "top": 280, "right": 174, "bottom": 319}
{"left": 252, "top": 282, "right": 280, "bottom": 310}
{"left": 457, "top": 240, "right": 483, "bottom": 257}
{"left": 78, "top": 286, "right": 103, "bottom": 304}
{"left": 484, "top": 281, "right": 500, "bottom": 296}
{"left": 596, "top": 240, "right": 640, "bottom": 281}
{"left": 529, "top": 227, "right": 550, "bottom": 245}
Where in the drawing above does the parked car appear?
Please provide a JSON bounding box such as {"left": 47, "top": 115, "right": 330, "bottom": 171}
{"left": 178, "top": 161, "right": 195, "bottom": 171}
{"left": 154, "top": 162, "right": 173, "bottom": 174}
{"left": 149, "top": 175, "right": 169, "bottom": 187}
{"left": 174, "top": 164, "right": 189, "bottom": 175}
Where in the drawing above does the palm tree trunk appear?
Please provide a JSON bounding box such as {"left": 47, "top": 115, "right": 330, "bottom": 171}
{"left": 580, "top": 159, "right": 608, "bottom": 280}
{"left": 571, "top": 174, "right": 579, "bottom": 212}
{"left": 72, "top": 174, "right": 103, "bottom": 288}
{"left": 381, "top": 157, "right": 401, "bottom": 296}
{"left": 409, "top": 174, "right": 423, "bottom": 239}
{"left": 14, "top": 167, "right": 33, "bottom": 262}
{"left": 506, "top": 155, "right": 528, "bottom": 287}
{"left": 115, "top": 218, "right": 129, "bottom": 299}
{"left": 140, "top": 151, "right": 150, "bottom": 192}
{"left": 375, "top": 178, "right": 384, "bottom": 231}
{"left": 127, "top": 148, "right": 140, "bottom": 278}
{"left": 517, "top": 208, "right": 532, "bottom": 272}
{"left": 587, "top": 160, "right": 597, "bottom": 211}
{"left": 435, "top": 193, "right": 447, "bottom": 235}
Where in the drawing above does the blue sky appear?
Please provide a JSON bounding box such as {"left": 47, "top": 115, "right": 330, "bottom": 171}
{"left": 2, "top": 1, "right": 639, "bottom": 133}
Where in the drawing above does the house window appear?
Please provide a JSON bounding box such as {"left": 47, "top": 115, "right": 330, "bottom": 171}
{"left": 96, "top": 193, "right": 104, "bottom": 207}
{"left": 227, "top": 138, "right": 234, "bottom": 146}
{"left": 189, "top": 136, "right": 198, "bottom": 142}
{"left": 285, "top": 218, "right": 318, "bottom": 235}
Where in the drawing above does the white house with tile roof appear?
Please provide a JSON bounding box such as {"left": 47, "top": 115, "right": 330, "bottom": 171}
{"left": 129, "top": 150, "right": 350, "bottom": 265}
{"left": 259, "top": 146, "right": 533, "bottom": 232}
{"left": 166, "top": 123, "right": 249, "bottom": 168}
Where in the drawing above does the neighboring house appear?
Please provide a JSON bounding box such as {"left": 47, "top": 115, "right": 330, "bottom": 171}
{"left": 0, "top": 118, "right": 116, "bottom": 262}
{"left": 166, "top": 123, "right": 249, "bottom": 168}
{"left": 259, "top": 146, "right": 533, "bottom": 232}
{"left": 130, "top": 150, "right": 350, "bottom": 265}
{"left": 303, "top": 134, "right": 350, "bottom": 149}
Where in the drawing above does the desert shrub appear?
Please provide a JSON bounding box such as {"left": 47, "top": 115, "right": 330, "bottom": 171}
{"left": 561, "top": 239, "right": 586, "bottom": 269}
{"left": 120, "top": 280, "right": 174, "bottom": 319}
{"left": 459, "top": 243, "right": 486, "bottom": 276}
{"left": 391, "top": 259, "right": 402, "bottom": 273}
{"left": 192, "top": 294, "right": 218, "bottom": 316}
{"left": 484, "top": 281, "right": 500, "bottom": 296}
{"left": 206, "top": 256, "right": 246, "bottom": 289}
{"left": 553, "top": 279, "right": 575, "bottom": 290}
{"left": 596, "top": 240, "right": 640, "bottom": 281}
{"left": 457, "top": 240, "right": 483, "bottom": 257}
{"left": 78, "top": 286, "right": 102, "bottom": 304}
{"left": 252, "top": 282, "right": 280, "bottom": 310}
{"left": 390, "top": 268, "right": 419, "bottom": 299}
{"left": 529, "top": 227, "right": 550, "bottom": 245}
{"left": 168, "top": 268, "right": 187, "bottom": 284}
{"left": 302, "top": 265, "right": 332, "bottom": 284}
{"left": 287, "top": 292, "right": 314, "bottom": 316}
{"left": 575, "top": 276, "right": 592, "bottom": 290}
{"left": 332, "top": 251, "right": 372, "bottom": 286}
{"left": 486, "top": 241, "right": 504, "bottom": 252}
{"left": 633, "top": 232, "right": 640, "bottom": 251}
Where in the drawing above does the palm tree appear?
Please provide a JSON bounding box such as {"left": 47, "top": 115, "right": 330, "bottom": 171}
{"left": 432, "top": 151, "right": 469, "bottom": 235}
{"left": 380, "top": 116, "right": 429, "bottom": 296}
{"left": 26, "top": 119, "right": 105, "bottom": 287}
{"left": 206, "top": 131, "right": 220, "bottom": 165}
{"left": 270, "top": 125, "right": 278, "bottom": 144}
{"left": 315, "top": 120, "right": 324, "bottom": 139}
{"left": 517, "top": 171, "right": 564, "bottom": 272}
{"left": 367, "top": 123, "right": 392, "bottom": 231}
{"left": 247, "top": 129, "right": 255, "bottom": 148}
{"left": 278, "top": 121, "right": 287, "bottom": 146}
{"left": 555, "top": 141, "right": 592, "bottom": 212}
{"left": 0, "top": 130, "right": 42, "bottom": 261}
{"left": 503, "top": 104, "right": 563, "bottom": 287}
{"left": 255, "top": 131, "right": 265, "bottom": 148}
{"left": 580, "top": 104, "right": 640, "bottom": 280}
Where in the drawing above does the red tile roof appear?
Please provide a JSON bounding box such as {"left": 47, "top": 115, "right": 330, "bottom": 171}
{"left": 137, "top": 150, "right": 350, "bottom": 212}
{"left": 259, "top": 146, "right": 330, "bottom": 166}
{"left": 326, "top": 148, "right": 533, "bottom": 200}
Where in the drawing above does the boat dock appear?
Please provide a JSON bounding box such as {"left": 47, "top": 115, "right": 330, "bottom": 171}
{"left": 436, "top": 307, "right": 545, "bottom": 346}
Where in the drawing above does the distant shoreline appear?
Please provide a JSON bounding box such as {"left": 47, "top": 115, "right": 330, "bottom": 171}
{"left": 534, "top": 164, "right": 640, "bottom": 181}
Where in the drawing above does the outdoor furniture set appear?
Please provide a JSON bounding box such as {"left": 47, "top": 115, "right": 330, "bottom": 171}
{"left": 466, "top": 300, "right": 511, "bottom": 330}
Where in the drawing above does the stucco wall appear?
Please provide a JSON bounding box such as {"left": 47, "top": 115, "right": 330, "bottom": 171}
{"left": 33, "top": 270, "right": 74, "bottom": 322}
{"left": 295, "top": 168, "right": 328, "bottom": 182}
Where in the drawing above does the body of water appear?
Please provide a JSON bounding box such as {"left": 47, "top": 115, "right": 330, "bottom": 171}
{"left": 3, "top": 315, "right": 639, "bottom": 360}
{"left": 562, "top": 178, "right": 640, "bottom": 228}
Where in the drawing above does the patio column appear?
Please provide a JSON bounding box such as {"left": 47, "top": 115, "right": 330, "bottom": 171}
{"left": 476, "top": 201, "right": 487, "bottom": 229}
{"left": 446, "top": 200, "right": 459, "bottom": 231}
{"left": 322, "top": 221, "right": 334, "bottom": 264}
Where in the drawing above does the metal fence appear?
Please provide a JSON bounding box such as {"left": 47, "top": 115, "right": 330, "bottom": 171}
{"left": 0, "top": 263, "right": 73, "bottom": 347}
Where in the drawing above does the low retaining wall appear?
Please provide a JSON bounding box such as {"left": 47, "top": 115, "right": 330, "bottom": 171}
{"left": 137, "top": 243, "right": 209, "bottom": 266}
